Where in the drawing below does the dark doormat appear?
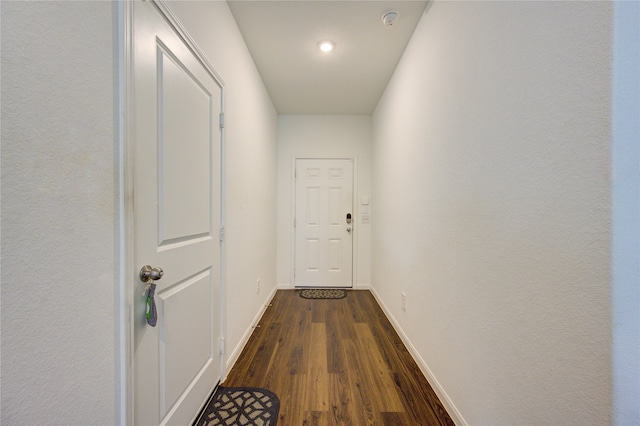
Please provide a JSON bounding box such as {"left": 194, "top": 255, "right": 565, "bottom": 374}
{"left": 195, "top": 386, "right": 280, "bottom": 426}
{"left": 299, "top": 288, "right": 347, "bottom": 299}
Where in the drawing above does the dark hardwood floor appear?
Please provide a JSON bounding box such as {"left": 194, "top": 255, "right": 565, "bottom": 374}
{"left": 222, "top": 290, "right": 454, "bottom": 425}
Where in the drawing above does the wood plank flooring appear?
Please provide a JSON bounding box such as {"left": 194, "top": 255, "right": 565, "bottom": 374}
{"left": 223, "top": 290, "right": 454, "bottom": 425}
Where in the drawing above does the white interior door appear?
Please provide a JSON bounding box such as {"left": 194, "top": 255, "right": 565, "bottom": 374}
{"left": 132, "top": 2, "right": 222, "bottom": 425}
{"left": 294, "top": 159, "right": 354, "bottom": 288}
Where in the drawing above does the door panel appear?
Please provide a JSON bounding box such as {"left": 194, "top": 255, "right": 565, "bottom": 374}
{"left": 159, "top": 269, "right": 212, "bottom": 414}
{"left": 295, "top": 159, "right": 353, "bottom": 287}
{"left": 328, "top": 240, "right": 342, "bottom": 270}
{"left": 158, "top": 43, "right": 213, "bottom": 243}
{"left": 133, "top": 2, "right": 222, "bottom": 425}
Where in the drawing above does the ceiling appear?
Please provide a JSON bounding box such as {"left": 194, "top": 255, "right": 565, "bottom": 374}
{"left": 227, "top": 1, "right": 429, "bottom": 114}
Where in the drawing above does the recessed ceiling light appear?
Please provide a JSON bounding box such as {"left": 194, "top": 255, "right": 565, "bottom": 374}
{"left": 319, "top": 40, "right": 334, "bottom": 52}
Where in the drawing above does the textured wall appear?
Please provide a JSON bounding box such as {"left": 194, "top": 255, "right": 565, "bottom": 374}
{"left": 1, "top": 2, "right": 117, "bottom": 424}
{"left": 164, "top": 1, "right": 278, "bottom": 373}
{"left": 372, "top": 2, "right": 613, "bottom": 424}
{"left": 276, "top": 115, "right": 372, "bottom": 288}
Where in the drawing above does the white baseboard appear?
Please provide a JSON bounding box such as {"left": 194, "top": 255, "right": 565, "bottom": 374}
{"left": 222, "top": 285, "right": 278, "bottom": 382}
{"left": 278, "top": 282, "right": 371, "bottom": 289}
{"left": 369, "top": 286, "right": 467, "bottom": 426}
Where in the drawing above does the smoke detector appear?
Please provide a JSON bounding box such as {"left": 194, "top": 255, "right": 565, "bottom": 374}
{"left": 382, "top": 11, "right": 399, "bottom": 26}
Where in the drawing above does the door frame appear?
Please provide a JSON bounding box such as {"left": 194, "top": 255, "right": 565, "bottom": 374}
{"left": 290, "top": 157, "right": 358, "bottom": 288}
{"left": 119, "top": 1, "right": 226, "bottom": 424}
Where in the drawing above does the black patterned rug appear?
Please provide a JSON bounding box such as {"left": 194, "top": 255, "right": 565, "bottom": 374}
{"left": 196, "top": 387, "right": 280, "bottom": 426}
{"left": 299, "top": 288, "right": 347, "bottom": 299}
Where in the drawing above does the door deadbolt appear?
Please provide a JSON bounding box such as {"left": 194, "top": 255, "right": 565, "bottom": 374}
{"left": 140, "top": 265, "right": 164, "bottom": 282}
{"left": 346, "top": 213, "right": 352, "bottom": 224}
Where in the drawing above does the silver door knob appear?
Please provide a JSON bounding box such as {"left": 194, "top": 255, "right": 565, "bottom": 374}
{"left": 346, "top": 227, "right": 352, "bottom": 233}
{"left": 140, "top": 265, "right": 164, "bottom": 282}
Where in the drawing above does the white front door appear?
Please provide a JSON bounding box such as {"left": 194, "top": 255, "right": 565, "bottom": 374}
{"left": 132, "top": 2, "right": 222, "bottom": 424}
{"left": 294, "top": 159, "right": 354, "bottom": 288}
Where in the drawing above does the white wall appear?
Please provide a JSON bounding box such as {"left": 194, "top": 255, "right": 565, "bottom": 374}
{"left": 277, "top": 115, "right": 372, "bottom": 288}
{"left": 612, "top": 1, "right": 640, "bottom": 423}
{"left": 1, "top": 2, "right": 118, "bottom": 424}
{"left": 372, "top": 2, "right": 613, "bottom": 425}
{"left": 164, "top": 1, "right": 278, "bottom": 371}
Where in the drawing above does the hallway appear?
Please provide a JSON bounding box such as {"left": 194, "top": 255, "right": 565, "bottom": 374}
{"left": 2, "top": 1, "right": 638, "bottom": 425}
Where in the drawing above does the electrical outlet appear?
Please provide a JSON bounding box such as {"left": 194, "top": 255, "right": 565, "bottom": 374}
{"left": 257, "top": 279, "right": 261, "bottom": 295}
{"left": 401, "top": 292, "right": 407, "bottom": 311}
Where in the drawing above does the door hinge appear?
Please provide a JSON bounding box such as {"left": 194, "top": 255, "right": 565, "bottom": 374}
{"left": 294, "top": 218, "right": 296, "bottom": 228}
{"left": 219, "top": 112, "right": 225, "bottom": 129}
{"left": 219, "top": 227, "right": 225, "bottom": 241}
{"left": 294, "top": 168, "right": 297, "bottom": 178}
{"left": 219, "top": 337, "right": 225, "bottom": 354}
